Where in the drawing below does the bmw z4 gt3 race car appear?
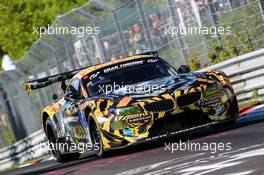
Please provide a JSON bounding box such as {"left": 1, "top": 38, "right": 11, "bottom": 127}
{"left": 24, "top": 52, "right": 238, "bottom": 162}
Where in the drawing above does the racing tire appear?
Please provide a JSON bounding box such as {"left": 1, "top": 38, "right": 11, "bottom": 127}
{"left": 45, "top": 118, "right": 80, "bottom": 162}
{"left": 228, "top": 95, "right": 239, "bottom": 118}
{"left": 90, "top": 119, "right": 106, "bottom": 157}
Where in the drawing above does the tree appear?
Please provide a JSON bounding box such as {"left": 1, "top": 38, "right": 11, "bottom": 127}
{"left": 0, "top": 0, "right": 88, "bottom": 61}
{"left": 188, "top": 52, "right": 200, "bottom": 71}
{"left": 207, "top": 1, "right": 261, "bottom": 64}
{"left": 0, "top": 49, "right": 4, "bottom": 70}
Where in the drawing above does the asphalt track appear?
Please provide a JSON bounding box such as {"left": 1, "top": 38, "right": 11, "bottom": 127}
{"left": 3, "top": 105, "right": 264, "bottom": 175}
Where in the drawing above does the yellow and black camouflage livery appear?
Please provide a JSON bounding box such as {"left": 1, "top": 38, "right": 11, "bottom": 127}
{"left": 24, "top": 52, "right": 238, "bottom": 160}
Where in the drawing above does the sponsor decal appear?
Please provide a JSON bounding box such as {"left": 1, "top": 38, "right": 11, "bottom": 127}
{"left": 147, "top": 59, "right": 159, "bottom": 63}
{"left": 103, "top": 60, "right": 144, "bottom": 73}
{"left": 48, "top": 104, "right": 60, "bottom": 113}
{"left": 215, "top": 106, "right": 223, "bottom": 114}
{"left": 123, "top": 128, "right": 133, "bottom": 136}
{"left": 200, "top": 98, "right": 220, "bottom": 106}
{"left": 102, "top": 58, "right": 158, "bottom": 74}
{"left": 127, "top": 115, "right": 152, "bottom": 123}
{"left": 90, "top": 71, "right": 100, "bottom": 80}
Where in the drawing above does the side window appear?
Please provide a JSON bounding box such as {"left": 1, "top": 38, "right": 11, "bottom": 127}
{"left": 67, "top": 79, "right": 80, "bottom": 98}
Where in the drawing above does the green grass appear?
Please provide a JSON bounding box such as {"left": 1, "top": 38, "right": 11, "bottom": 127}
{"left": 239, "top": 98, "right": 264, "bottom": 109}
{"left": 239, "top": 89, "right": 264, "bottom": 108}
{"left": 1, "top": 126, "right": 14, "bottom": 145}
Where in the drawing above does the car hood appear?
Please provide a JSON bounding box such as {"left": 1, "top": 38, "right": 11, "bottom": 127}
{"left": 100, "top": 74, "right": 200, "bottom": 99}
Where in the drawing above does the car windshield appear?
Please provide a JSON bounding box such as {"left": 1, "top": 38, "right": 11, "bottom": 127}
{"left": 84, "top": 60, "right": 177, "bottom": 96}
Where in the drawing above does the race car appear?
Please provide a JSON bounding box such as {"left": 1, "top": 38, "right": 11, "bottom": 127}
{"left": 23, "top": 52, "right": 239, "bottom": 162}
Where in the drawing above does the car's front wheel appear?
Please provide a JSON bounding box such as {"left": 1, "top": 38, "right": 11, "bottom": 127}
{"left": 46, "top": 118, "right": 80, "bottom": 162}
{"left": 211, "top": 96, "right": 238, "bottom": 129}
{"left": 228, "top": 95, "right": 239, "bottom": 118}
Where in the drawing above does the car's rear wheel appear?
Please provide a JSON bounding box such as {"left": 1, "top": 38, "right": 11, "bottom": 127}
{"left": 46, "top": 118, "right": 80, "bottom": 162}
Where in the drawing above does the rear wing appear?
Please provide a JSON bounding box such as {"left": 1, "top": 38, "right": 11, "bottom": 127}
{"left": 23, "top": 67, "right": 89, "bottom": 95}
{"left": 23, "top": 51, "right": 159, "bottom": 95}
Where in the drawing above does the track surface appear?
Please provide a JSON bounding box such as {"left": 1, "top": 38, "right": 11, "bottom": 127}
{"left": 3, "top": 105, "right": 264, "bottom": 175}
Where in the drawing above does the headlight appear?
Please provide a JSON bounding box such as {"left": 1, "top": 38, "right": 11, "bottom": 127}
{"left": 206, "top": 83, "right": 221, "bottom": 95}
{"left": 111, "top": 120, "right": 127, "bottom": 130}
{"left": 109, "top": 106, "right": 143, "bottom": 116}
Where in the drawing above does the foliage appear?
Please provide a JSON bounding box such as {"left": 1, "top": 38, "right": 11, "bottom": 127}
{"left": 239, "top": 98, "right": 264, "bottom": 109}
{"left": 1, "top": 126, "right": 14, "bottom": 145}
{"left": 0, "top": 0, "right": 88, "bottom": 61}
{"left": 239, "top": 89, "right": 264, "bottom": 108}
{"left": 0, "top": 58, "right": 2, "bottom": 71}
{"left": 188, "top": 52, "right": 200, "bottom": 71}
{"left": 159, "top": 42, "right": 183, "bottom": 68}
{"left": 207, "top": 29, "right": 254, "bottom": 64}
{"left": 207, "top": 1, "right": 262, "bottom": 64}
{"left": 253, "top": 89, "right": 258, "bottom": 99}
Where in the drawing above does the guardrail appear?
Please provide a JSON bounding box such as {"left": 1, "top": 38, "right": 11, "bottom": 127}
{"left": 0, "top": 130, "right": 48, "bottom": 170}
{"left": 0, "top": 48, "right": 264, "bottom": 171}
{"left": 200, "top": 48, "right": 264, "bottom": 101}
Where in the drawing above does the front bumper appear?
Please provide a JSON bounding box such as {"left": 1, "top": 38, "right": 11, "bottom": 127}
{"left": 99, "top": 84, "right": 235, "bottom": 149}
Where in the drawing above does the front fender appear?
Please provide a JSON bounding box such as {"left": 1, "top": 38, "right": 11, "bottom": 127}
{"left": 42, "top": 104, "right": 66, "bottom": 138}
{"left": 206, "top": 70, "right": 231, "bottom": 86}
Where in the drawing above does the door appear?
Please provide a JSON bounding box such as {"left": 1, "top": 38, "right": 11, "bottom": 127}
{"left": 63, "top": 78, "right": 88, "bottom": 144}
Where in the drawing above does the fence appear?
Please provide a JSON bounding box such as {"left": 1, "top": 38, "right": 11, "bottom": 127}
{"left": 0, "top": 0, "right": 264, "bottom": 144}
{"left": 201, "top": 47, "right": 264, "bottom": 101}
{"left": 0, "top": 130, "right": 48, "bottom": 170}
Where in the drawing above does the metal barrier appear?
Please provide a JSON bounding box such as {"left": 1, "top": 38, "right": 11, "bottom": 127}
{"left": 0, "top": 130, "right": 48, "bottom": 170}
{"left": 1, "top": 48, "right": 264, "bottom": 170}
{"left": 201, "top": 48, "right": 264, "bottom": 101}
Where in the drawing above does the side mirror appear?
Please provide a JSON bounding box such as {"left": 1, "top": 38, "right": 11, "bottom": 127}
{"left": 61, "top": 81, "right": 67, "bottom": 93}
{"left": 64, "top": 89, "right": 82, "bottom": 101}
{"left": 64, "top": 92, "right": 80, "bottom": 101}
{"left": 52, "top": 94, "right": 58, "bottom": 102}
{"left": 64, "top": 94, "right": 75, "bottom": 102}
{"left": 178, "top": 65, "right": 190, "bottom": 73}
